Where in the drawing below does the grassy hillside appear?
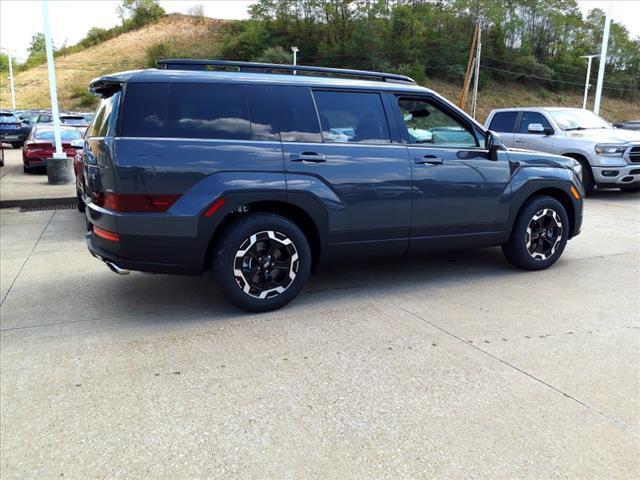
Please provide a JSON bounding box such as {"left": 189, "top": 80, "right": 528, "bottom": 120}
{"left": 1, "top": 14, "right": 638, "bottom": 123}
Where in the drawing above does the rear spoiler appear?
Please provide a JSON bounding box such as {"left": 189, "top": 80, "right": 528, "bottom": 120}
{"left": 89, "top": 77, "right": 122, "bottom": 97}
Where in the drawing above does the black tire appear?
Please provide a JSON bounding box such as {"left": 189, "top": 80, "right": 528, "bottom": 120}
{"left": 76, "top": 190, "right": 86, "bottom": 212}
{"left": 502, "top": 195, "right": 569, "bottom": 271}
{"left": 11, "top": 142, "right": 23, "bottom": 149}
{"left": 23, "top": 165, "right": 29, "bottom": 174}
{"left": 576, "top": 159, "right": 595, "bottom": 195}
{"left": 212, "top": 213, "right": 312, "bottom": 312}
{"left": 619, "top": 186, "right": 640, "bottom": 193}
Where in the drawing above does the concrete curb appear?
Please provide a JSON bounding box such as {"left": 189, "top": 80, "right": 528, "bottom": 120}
{"left": 0, "top": 197, "right": 76, "bottom": 209}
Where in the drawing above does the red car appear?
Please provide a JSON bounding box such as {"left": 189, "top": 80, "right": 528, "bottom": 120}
{"left": 22, "top": 125, "right": 82, "bottom": 173}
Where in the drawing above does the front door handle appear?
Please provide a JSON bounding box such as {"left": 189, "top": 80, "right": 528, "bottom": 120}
{"left": 290, "top": 152, "right": 327, "bottom": 163}
{"left": 514, "top": 138, "right": 525, "bottom": 143}
{"left": 415, "top": 155, "right": 443, "bottom": 165}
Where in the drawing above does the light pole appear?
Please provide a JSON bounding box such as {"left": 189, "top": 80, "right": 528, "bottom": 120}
{"left": 1, "top": 47, "right": 16, "bottom": 110}
{"left": 593, "top": 1, "right": 612, "bottom": 115}
{"left": 42, "top": 0, "right": 72, "bottom": 184}
{"left": 291, "top": 46, "right": 299, "bottom": 74}
{"left": 580, "top": 54, "right": 599, "bottom": 110}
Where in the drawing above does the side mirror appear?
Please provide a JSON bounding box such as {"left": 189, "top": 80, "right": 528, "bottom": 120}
{"left": 527, "top": 123, "right": 544, "bottom": 134}
{"left": 486, "top": 131, "right": 505, "bottom": 161}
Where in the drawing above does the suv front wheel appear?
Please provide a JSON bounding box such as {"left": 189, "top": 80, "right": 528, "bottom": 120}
{"left": 212, "top": 212, "right": 312, "bottom": 312}
{"left": 502, "top": 195, "right": 569, "bottom": 271}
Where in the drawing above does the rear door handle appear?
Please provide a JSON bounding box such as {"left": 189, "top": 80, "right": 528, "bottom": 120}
{"left": 290, "top": 152, "right": 326, "bottom": 163}
{"left": 514, "top": 138, "right": 525, "bottom": 143}
{"left": 414, "top": 155, "right": 443, "bottom": 165}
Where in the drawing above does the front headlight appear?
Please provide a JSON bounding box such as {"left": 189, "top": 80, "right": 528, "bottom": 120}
{"left": 595, "top": 144, "right": 626, "bottom": 156}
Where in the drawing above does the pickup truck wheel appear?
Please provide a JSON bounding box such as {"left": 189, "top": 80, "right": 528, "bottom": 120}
{"left": 212, "top": 213, "right": 311, "bottom": 312}
{"left": 575, "top": 159, "right": 594, "bottom": 195}
{"left": 502, "top": 195, "right": 569, "bottom": 271}
{"left": 619, "top": 186, "right": 640, "bottom": 193}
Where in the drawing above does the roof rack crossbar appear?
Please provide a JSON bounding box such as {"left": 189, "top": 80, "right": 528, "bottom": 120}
{"left": 156, "top": 59, "right": 416, "bottom": 85}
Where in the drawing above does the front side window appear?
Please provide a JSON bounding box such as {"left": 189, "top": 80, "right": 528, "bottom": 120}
{"left": 398, "top": 98, "right": 477, "bottom": 147}
{"left": 488, "top": 112, "right": 518, "bottom": 133}
{"left": 313, "top": 90, "right": 390, "bottom": 144}
{"left": 519, "top": 112, "right": 553, "bottom": 133}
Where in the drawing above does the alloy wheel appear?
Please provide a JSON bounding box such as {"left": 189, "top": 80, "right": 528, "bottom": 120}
{"left": 233, "top": 230, "right": 299, "bottom": 299}
{"left": 525, "top": 208, "right": 563, "bottom": 260}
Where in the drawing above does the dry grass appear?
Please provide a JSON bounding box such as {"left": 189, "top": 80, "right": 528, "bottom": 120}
{"left": 430, "top": 77, "right": 640, "bottom": 124}
{"left": 1, "top": 14, "right": 638, "bottom": 122}
{"left": 0, "top": 15, "right": 224, "bottom": 110}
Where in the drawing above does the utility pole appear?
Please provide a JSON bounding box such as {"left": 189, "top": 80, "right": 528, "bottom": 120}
{"left": 580, "top": 54, "right": 598, "bottom": 110}
{"left": 471, "top": 26, "right": 481, "bottom": 119}
{"left": 291, "top": 46, "right": 299, "bottom": 74}
{"left": 593, "top": 1, "right": 612, "bottom": 115}
{"left": 459, "top": 24, "right": 479, "bottom": 109}
{"left": 42, "top": 0, "right": 72, "bottom": 184}
{"left": 0, "top": 48, "right": 16, "bottom": 109}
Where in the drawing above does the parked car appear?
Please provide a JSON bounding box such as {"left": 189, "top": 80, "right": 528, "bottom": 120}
{"left": 0, "top": 110, "right": 27, "bottom": 148}
{"left": 614, "top": 120, "right": 640, "bottom": 132}
{"left": 22, "top": 125, "right": 83, "bottom": 173}
{"left": 485, "top": 107, "right": 640, "bottom": 193}
{"left": 83, "top": 60, "right": 584, "bottom": 312}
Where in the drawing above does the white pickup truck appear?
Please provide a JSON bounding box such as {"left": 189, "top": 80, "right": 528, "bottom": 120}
{"left": 485, "top": 107, "right": 640, "bottom": 193}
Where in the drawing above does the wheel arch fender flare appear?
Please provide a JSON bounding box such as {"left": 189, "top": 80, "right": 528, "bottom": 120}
{"left": 505, "top": 179, "right": 580, "bottom": 241}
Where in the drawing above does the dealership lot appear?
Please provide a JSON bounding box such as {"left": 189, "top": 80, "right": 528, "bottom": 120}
{"left": 0, "top": 149, "right": 638, "bottom": 478}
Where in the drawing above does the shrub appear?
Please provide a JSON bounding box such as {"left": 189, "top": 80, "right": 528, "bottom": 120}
{"left": 146, "top": 41, "right": 174, "bottom": 68}
{"left": 254, "top": 46, "right": 291, "bottom": 64}
{"left": 70, "top": 86, "right": 98, "bottom": 109}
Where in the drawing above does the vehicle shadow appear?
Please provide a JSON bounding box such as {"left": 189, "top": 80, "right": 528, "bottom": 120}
{"left": 93, "top": 246, "right": 521, "bottom": 326}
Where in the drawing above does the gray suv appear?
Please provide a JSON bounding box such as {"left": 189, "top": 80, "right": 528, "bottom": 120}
{"left": 82, "top": 60, "right": 584, "bottom": 312}
{"left": 485, "top": 107, "right": 640, "bottom": 193}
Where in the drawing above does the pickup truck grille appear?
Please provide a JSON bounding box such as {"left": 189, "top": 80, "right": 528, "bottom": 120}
{"left": 630, "top": 146, "right": 640, "bottom": 163}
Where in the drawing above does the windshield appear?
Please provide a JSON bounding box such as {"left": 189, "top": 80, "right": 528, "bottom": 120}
{"left": 34, "top": 129, "right": 82, "bottom": 141}
{"left": 0, "top": 113, "right": 18, "bottom": 124}
{"left": 548, "top": 109, "right": 612, "bottom": 131}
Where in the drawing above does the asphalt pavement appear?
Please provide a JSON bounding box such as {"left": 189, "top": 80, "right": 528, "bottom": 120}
{"left": 0, "top": 147, "right": 639, "bottom": 479}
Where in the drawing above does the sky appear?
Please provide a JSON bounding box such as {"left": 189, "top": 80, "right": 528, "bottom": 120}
{"left": 1, "top": 0, "right": 638, "bottom": 62}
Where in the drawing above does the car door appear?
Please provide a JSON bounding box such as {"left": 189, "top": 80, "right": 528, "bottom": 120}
{"left": 389, "top": 94, "right": 511, "bottom": 253}
{"left": 486, "top": 111, "right": 519, "bottom": 147}
{"left": 513, "top": 111, "right": 555, "bottom": 153}
{"left": 280, "top": 87, "right": 412, "bottom": 256}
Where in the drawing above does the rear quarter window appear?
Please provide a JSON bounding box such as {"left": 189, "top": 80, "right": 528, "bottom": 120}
{"left": 488, "top": 111, "right": 519, "bottom": 133}
{"left": 121, "top": 82, "right": 251, "bottom": 140}
{"left": 87, "top": 90, "right": 120, "bottom": 137}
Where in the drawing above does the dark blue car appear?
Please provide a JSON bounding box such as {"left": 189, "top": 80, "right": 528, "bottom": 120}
{"left": 0, "top": 110, "right": 26, "bottom": 147}
{"left": 83, "top": 60, "right": 584, "bottom": 311}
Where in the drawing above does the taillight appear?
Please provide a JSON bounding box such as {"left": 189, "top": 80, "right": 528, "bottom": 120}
{"left": 92, "top": 192, "right": 180, "bottom": 213}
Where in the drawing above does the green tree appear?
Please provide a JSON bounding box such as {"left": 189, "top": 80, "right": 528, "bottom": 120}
{"left": 121, "top": 0, "right": 165, "bottom": 27}
{"left": 254, "top": 46, "right": 292, "bottom": 64}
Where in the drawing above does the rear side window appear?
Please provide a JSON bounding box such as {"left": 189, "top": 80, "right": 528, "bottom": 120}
{"left": 121, "top": 82, "right": 251, "bottom": 140}
{"left": 488, "top": 112, "right": 518, "bottom": 133}
{"left": 519, "top": 111, "right": 553, "bottom": 133}
{"left": 313, "top": 91, "right": 390, "bottom": 144}
{"left": 247, "top": 85, "right": 279, "bottom": 141}
{"left": 276, "top": 86, "right": 322, "bottom": 143}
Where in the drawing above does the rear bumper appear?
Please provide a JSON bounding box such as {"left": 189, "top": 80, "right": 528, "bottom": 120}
{"left": 0, "top": 134, "right": 23, "bottom": 142}
{"left": 86, "top": 230, "right": 199, "bottom": 275}
{"left": 593, "top": 165, "right": 640, "bottom": 187}
{"left": 85, "top": 201, "right": 208, "bottom": 275}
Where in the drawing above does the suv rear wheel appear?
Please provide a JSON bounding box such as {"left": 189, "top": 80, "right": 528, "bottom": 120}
{"left": 212, "top": 213, "right": 311, "bottom": 312}
{"left": 502, "top": 195, "right": 569, "bottom": 271}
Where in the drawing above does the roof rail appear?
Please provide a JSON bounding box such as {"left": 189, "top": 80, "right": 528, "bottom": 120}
{"left": 156, "top": 59, "right": 416, "bottom": 85}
